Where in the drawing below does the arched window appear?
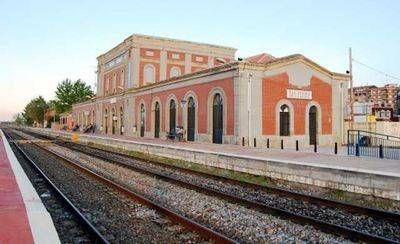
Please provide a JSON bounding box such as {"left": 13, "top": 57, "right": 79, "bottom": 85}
{"left": 170, "top": 67, "right": 181, "bottom": 78}
{"left": 111, "top": 108, "right": 116, "bottom": 134}
{"left": 144, "top": 64, "right": 155, "bottom": 84}
{"left": 212, "top": 93, "right": 223, "bottom": 144}
{"left": 187, "top": 97, "right": 196, "bottom": 141}
{"left": 119, "top": 107, "right": 124, "bottom": 135}
{"left": 169, "top": 100, "right": 176, "bottom": 133}
{"left": 279, "top": 104, "right": 290, "bottom": 136}
{"left": 309, "top": 106, "right": 317, "bottom": 145}
{"left": 104, "top": 109, "right": 108, "bottom": 134}
{"left": 154, "top": 102, "right": 160, "bottom": 138}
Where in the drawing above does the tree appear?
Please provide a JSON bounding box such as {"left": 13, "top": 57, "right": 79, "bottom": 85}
{"left": 23, "top": 96, "right": 48, "bottom": 125}
{"left": 13, "top": 113, "right": 25, "bottom": 125}
{"left": 55, "top": 79, "right": 94, "bottom": 114}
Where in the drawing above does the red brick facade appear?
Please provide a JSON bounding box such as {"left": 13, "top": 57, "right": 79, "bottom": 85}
{"left": 262, "top": 73, "right": 332, "bottom": 135}
{"left": 135, "top": 77, "right": 235, "bottom": 135}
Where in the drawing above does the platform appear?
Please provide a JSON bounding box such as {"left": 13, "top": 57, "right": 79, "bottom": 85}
{"left": 0, "top": 129, "right": 60, "bottom": 243}
{"left": 26, "top": 128, "right": 400, "bottom": 200}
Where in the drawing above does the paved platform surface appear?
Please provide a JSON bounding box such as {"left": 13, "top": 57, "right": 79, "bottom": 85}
{"left": 67, "top": 131, "right": 400, "bottom": 177}
{"left": 0, "top": 129, "right": 60, "bottom": 243}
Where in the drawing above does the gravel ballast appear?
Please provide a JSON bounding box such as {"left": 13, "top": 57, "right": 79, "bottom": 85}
{"left": 45, "top": 143, "right": 351, "bottom": 243}
{"left": 58, "top": 140, "right": 400, "bottom": 242}
{"left": 17, "top": 141, "right": 207, "bottom": 243}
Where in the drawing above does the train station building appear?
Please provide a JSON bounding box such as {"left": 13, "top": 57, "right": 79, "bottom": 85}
{"left": 71, "top": 34, "right": 350, "bottom": 148}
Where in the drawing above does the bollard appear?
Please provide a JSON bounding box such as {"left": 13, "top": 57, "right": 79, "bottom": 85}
{"left": 267, "top": 138, "right": 270, "bottom": 148}
{"left": 355, "top": 143, "right": 360, "bottom": 156}
{"left": 379, "top": 144, "right": 383, "bottom": 158}
{"left": 334, "top": 142, "right": 338, "bottom": 155}
{"left": 314, "top": 143, "right": 317, "bottom": 153}
{"left": 296, "top": 140, "right": 299, "bottom": 151}
{"left": 242, "top": 137, "right": 245, "bottom": 146}
{"left": 281, "top": 139, "right": 283, "bottom": 149}
{"left": 254, "top": 138, "right": 257, "bottom": 147}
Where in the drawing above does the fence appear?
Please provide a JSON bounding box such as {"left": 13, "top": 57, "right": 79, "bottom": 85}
{"left": 347, "top": 130, "right": 400, "bottom": 160}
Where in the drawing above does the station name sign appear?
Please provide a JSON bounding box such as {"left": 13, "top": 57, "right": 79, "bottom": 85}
{"left": 286, "top": 89, "right": 312, "bottom": 100}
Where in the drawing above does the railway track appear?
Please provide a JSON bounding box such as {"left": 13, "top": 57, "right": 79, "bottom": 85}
{"left": 2, "top": 130, "right": 109, "bottom": 244}
{"left": 4, "top": 129, "right": 235, "bottom": 243}
{"left": 17, "top": 128, "right": 400, "bottom": 243}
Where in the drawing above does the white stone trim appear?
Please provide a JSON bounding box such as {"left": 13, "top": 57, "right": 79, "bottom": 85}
{"left": 184, "top": 53, "right": 191, "bottom": 74}
{"left": 160, "top": 50, "right": 167, "bottom": 81}
{"left": 132, "top": 47, "right": 140, "bottom": 87}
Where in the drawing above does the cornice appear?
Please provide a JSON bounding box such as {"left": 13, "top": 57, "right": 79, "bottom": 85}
{"left": 97, "top": 34, "right": 237, "bottom": 64}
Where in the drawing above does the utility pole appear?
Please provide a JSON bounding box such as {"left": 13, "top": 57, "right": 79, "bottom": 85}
{"left": 349, "top": 47, "right": 354, "bottom": 124}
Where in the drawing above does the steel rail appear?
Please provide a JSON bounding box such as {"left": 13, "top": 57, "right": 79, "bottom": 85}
{"left": 2, "top": 130, "right": 109, "bottom": 244}
{"left": 58, "top": 140, "right": 399, "bottom": 244}
{"left": 55, "top": 137, "right": 400, "bottom": 224}
{"left": 16, "top": 128, "right": 400, "bottom": 243}
{"left": 14, "top": 132, "right": 236, "bottom": 244}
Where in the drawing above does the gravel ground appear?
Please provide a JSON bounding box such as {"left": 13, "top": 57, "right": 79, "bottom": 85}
{"left": 9, "top": 141, "right": 94, "bottom": 244}
{"left": 57, "top": 141, "right": 400, "bottom": 242}
{"left": 17, "top": 141, "right": 208, "bottom": 243}
{"left": 45, "top": 143, "right": 351, "bottom": 243}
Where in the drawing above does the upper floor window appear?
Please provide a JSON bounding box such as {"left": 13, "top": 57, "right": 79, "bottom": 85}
{"left": 144, "top": 64, "right": 155, "bottom": 84}
{"left": 170, "top": 67, "right": 181, "bottom": 78}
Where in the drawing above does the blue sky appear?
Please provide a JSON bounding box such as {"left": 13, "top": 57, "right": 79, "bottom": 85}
{"left": 0, "top": 0, "right": 399, "bottom": 121}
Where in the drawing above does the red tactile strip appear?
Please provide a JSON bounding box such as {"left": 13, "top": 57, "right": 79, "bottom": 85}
{"left": 0, "top": 137, "right": 34, "bottom": 244}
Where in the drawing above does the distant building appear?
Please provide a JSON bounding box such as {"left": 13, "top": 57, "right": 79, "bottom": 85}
{"left": 349, "top": 84, "right": 399, "bottom": 121}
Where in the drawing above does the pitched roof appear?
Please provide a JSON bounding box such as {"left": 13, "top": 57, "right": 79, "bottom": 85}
{"left": 245, "top": 53, "right": 275, "bottom": 64}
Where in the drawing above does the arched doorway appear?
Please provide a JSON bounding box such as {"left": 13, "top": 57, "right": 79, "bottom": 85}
{"left": 212, "top": 93, "right": 223, "bottom": 144}
{"left": 187, "top": 97, "right": 195, "bottom": 141}
{"left": 140, "top": 104, "right": 145, "bottom": 137}
{"left": 309, "top": 106, "right": 317, "bottom": 145}
{"left": 169, "top": 100, "right": 176, "bottom": 134}
{"left": 279, "top": 105, "right": 290, "bottom": 136}
{"left": 119, "top": 107, "right": 124, "bottom": 135}
{"left": 154, "top": 102, "right": 160, "bottom": 138}
{"left": 111, "top": 108, "right": 116, "bottom": 134}
{"left": 104, "top": 109, "right": 108, "bottom": 134}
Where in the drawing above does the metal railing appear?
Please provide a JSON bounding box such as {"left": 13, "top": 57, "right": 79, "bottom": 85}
{"left": 347, "top": 130, "right": 400, "bottom": 160}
